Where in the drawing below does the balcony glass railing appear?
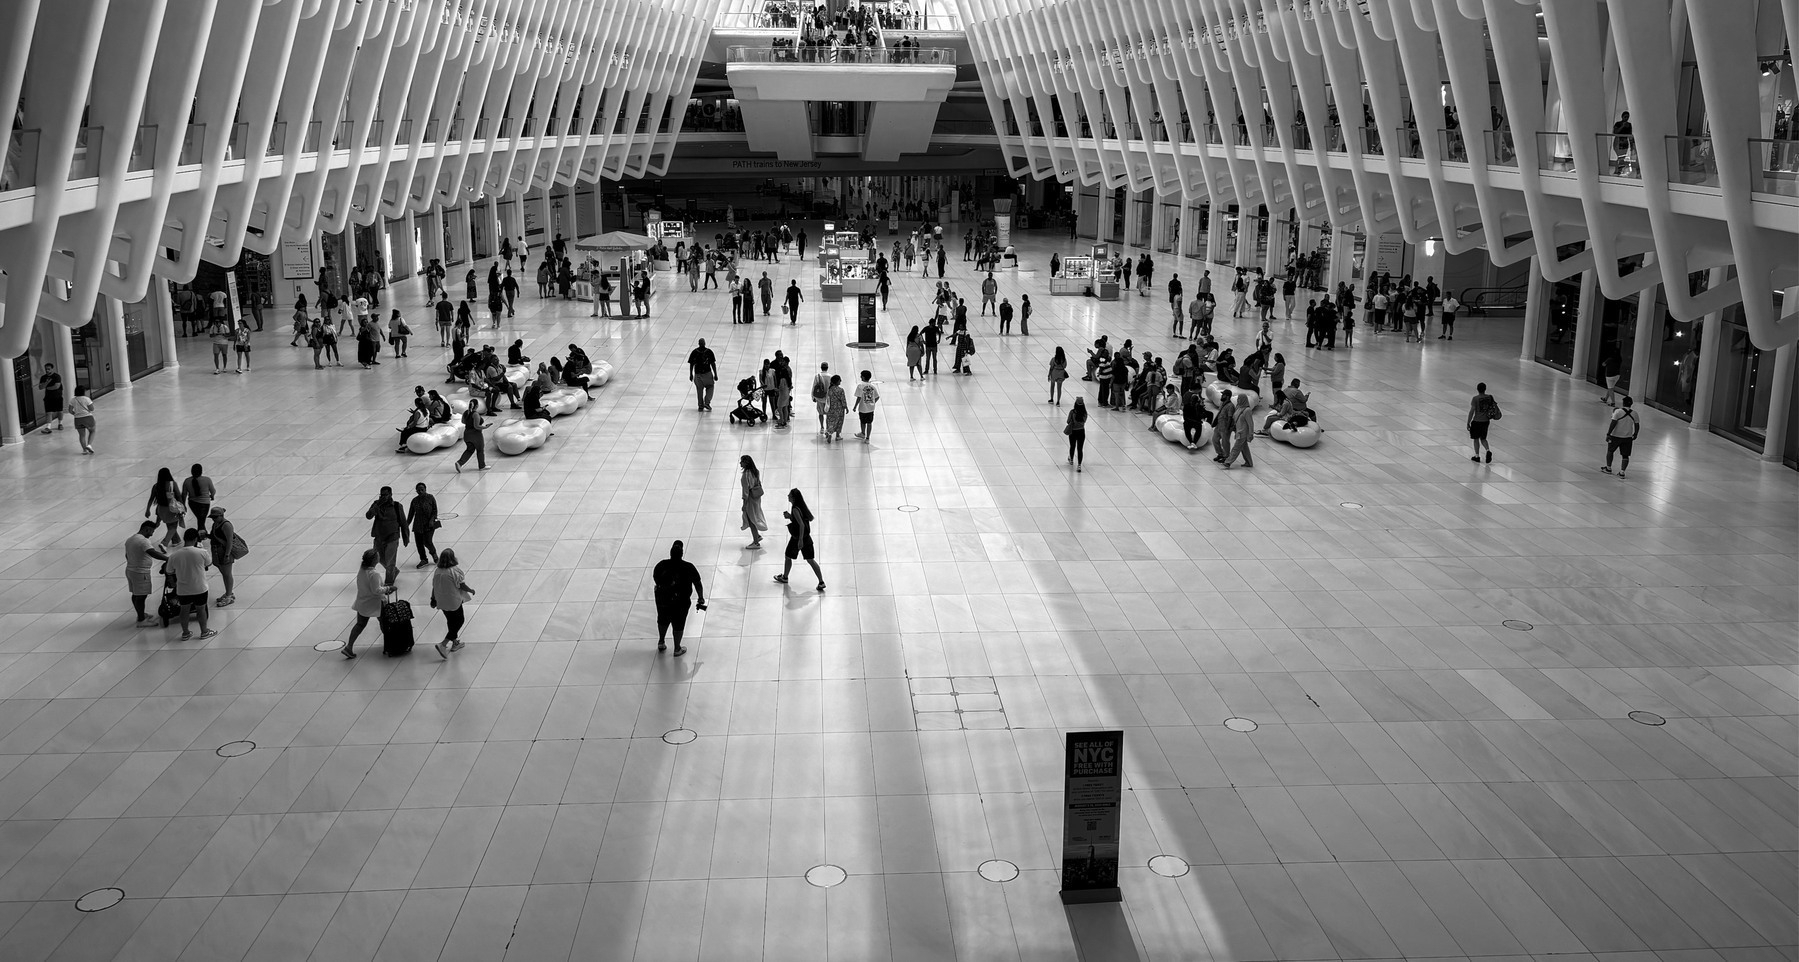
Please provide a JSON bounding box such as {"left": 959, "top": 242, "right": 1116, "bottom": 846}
{"left": 1666, "top": 135, "right": 1717, "bottom": 186}
{"left": 267, "top": 121, "right": 288, "bottom": 155}
{"left": 1485, "top": 128, "right": 1516, "bottom": 166}
{"left": 1392, "top": 126, "right": 1423, "bottom": 159}
{"left": 1289, "top": 124, "right": 1311, "bottom": 151}
{"left": 1360, "top": 126, "right": 1383, "bottom": 155}
{"left": 69, "top": 127, "right": 102, "bottom": 179}
{"left": 299, "top": 120, "right": 323, "bottom": 154}
{"left": 1598, "top": 133, "right": 1639, "bottom": 178}
{"left": 181, "top": 124, "right": 207, "bottom": 164}
{"left": 724, "top": 44, "right": 954, "bottom": 64}
{"left": 1439, "top": 128, "right": 1469, "bottom": 163}
{"left": 2, "top": 128, "right": 40, "bottom": 190}
{"left": 129, "top": 125, "right": 157, "bottom": 172}
{"left": 1751, "top": 138, "right": 1799, "bottom": 196}
{"left": 1537, "top": 132, "right": 1575, "bottom": 171}
{"left": 1324, "top": 125, "right": 1345, "bottom": 152}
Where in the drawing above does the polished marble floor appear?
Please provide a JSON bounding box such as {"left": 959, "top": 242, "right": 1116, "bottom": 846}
{"left": 0, "top": 225, "right": 1793, "bottom": 962}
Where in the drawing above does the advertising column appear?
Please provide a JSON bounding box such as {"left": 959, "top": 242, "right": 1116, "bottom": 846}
{"left": 1059, "top": 730, "right": 1123, "bottom": 904}
{"left": 992, "top": 199, "right": 1012, "bottom": 248}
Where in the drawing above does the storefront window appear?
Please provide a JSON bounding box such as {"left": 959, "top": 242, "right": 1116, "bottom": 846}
{"left": 1130, "top": 191, "right": 1152, "bottom": 248}
{"left": 1711, "top": 312, "right": 1774, "bottom": 450}
{"left": 1589, "top": 294, "right": 1637, "bottom": 387}
{"left": 1183, "top": 203, "right": 1208, "bottom": 258}
{"left": 1220, "top": 206, "right": 1240, "bottom": 263}
{"left": 470, "top": 202, "right": 492, "bottom": 259}
{"left": 124, "top": 296, "right": 163, "bottom": 379}
{"left": 1536, "top": 278, "right": 1580, "bottom": 370}
{"left": 1158, "top": 203, "right": 1180, "bottom": 252}
{"left": 1648, "top": 293, "right": 1701, "bottom": 419}
{"left": 72, "top": 306, "right": 113, "bottom": 397}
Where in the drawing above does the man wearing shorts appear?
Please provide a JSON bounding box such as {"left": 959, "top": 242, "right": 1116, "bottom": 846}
{"left": 1467, "top": 382, "right": 1496, "bottom": 463}
{"left": 167, "top": 529, "right": 217, "bottom": 639}
{"left": 652, "top": 540, "right": 706, "bottom": 656}
{"left": 853, "top": 370, "right": 881, "bottom": 441}
{"left": 1601, "top": 396, "right": 1639, "bottom": 478}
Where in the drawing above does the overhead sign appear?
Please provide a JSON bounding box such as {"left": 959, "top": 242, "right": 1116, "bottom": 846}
{"left": 280, "top": 239, "right": 315, "bottom": 279}
{"left": 1059, "top": 730, "right": 1123, "bottom": 904}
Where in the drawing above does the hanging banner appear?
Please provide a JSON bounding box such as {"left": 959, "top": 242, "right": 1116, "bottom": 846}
{"left": 1059, "top": 730, "right": 1123, "bottom": 904}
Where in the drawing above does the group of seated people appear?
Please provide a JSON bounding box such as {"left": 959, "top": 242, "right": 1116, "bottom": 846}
{"left": 441, "top": 342, "right": 598, "bottom": 414}
{"left": 1083, "top": 334, "right": 1318, "bottom": 430}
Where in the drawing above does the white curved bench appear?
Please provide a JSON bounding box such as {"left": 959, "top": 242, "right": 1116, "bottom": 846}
{"left": 1204, "top": 379, "right": 1261, "bottom": 411}
{"left": 542, "top": 387, "right": 588, "bottom": 417}
{"left": 588, "top": 360, "right": 614, "bottom": 386}
{"left": 1152, "top": 413, "right": 1214, "bottom": 450}
{"left": 1267, "top": 417, "right": 1324, "bottom": 448}
{"left": 494, "top": 418, "right": 553, "bottom": 455}
{"left": 405, "top": 421, "right": 464, "bottom": 454}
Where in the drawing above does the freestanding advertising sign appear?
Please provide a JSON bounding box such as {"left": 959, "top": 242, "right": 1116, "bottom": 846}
{"left": 855, "top": 293, "right": 879, "bottom": 345}
{"left": 1059, "top": 730, "right": 1123, "bottom": 904}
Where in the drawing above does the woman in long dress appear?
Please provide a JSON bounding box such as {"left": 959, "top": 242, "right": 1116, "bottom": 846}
{"left": 825, "top": 375, "right": 849, "bottom": 442}
{"left": 739, "top": 455, "right": 767, "bottom": 549}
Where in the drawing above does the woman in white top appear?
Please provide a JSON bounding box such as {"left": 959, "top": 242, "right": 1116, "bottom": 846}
{"left": 739, "top": 456, "right": 767, "bottom": 549}
{"left": 342, "top": 549, "right": 393, "bottom": 659}
{"left": 431, "top": 548, "right": 476, "bottom": 657}
{"left": 67, "top": 386, "right": 96, "bottom": 454}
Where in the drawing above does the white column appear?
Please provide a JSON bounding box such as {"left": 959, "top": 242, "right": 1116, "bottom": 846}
{"left": 0, "top": 356, "right": 20, "bottom": 444}
{"left": 1569, "top": 271, "right": 1599, "bottom": 378}
{"left": 1759, "top": 343, "right": 1794, "bottom": 463}
{"left": 1689, "top": 311, "right": 1725, "bottom": 429}
{"left": 1519, "top": 267, "right": 1546, "bottom": 361}
{"left": 1205, "top": 205, "right": 1227, "bottom": 266}
{"left": 1627, "top": 283, "right": 1659, "bottom": 399}
{"left": 153, "top": 278, "right": 179, "bottom": 370}
{"left": 50, "top": 322, "right": 75, "bottom": 405}
{"left": 103, "top": 296, "right": 132, "bottom": 390}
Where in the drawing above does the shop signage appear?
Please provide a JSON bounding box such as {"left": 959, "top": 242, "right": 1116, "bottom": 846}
{"left": 1059, "top": 730, "right": 1123, "bottom": 904}
{"left": 280, "top": 239, "right": 315, "bottom": 280}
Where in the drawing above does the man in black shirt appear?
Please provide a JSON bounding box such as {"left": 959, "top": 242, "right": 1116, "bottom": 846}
{"left": 922, "top": 319, "right": 941, "bottom": 374}
{"left": 653, "top": 541, "right": 706, "bottom": 655}
{"left": 688, "top": 338, "right": 718, "bottom": 411}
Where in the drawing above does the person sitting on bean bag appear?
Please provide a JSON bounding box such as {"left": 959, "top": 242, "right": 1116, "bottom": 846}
{"left": 397, "top": 400, "right": 430, "bottom": 452}
{"left": 1260, "top": 382, "right": 1313, "bottom": 435}
{"left": 1213, "top": 349, "right": 1238, "bottom": 385}
{"left": 426, "top": 390, "right": 452, "bottom": 424}
{"left": 564, "top": 345, "right": 595, "bottom": 396}
{"left": 508, "top": 339, "right": 531, "bottom": 366}
{"left": 522, "top": 380, "right": 551, "bottom": 421}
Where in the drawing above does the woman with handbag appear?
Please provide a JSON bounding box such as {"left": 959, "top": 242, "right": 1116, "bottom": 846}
{"left": 430, "top": 549, "right": 475, "bottom": 657}
{"left": 740, "top": 456, "right": 767, "bottom": 548}
{"left": 206, "top": 507, "right": 239, "bottom": 607}
{"left": 1065, "top": 397, "right": 1088, "bottom": 472}
{"left": 144, "top": 467, "right": 186, "bottom": 547}
{"left": 1047, "top": 347, "right": 1068, "bottom": 404}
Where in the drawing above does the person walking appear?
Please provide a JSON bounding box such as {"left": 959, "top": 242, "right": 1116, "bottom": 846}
{"left": 759, "top": 272, "right": 774, "bottom": 316}
{"left": 1281, "top": 275, "right": 1297, "bottom": 319}
{"left": 1467, "top": 382, "right": 1498, "bottom": 463}
{"left": 1601, "top": 396, "right": 1640, "bottom": 478}
{"left": 740, "top": 456, "right": 767, "bottom": 548}
{"left": 125, "top": 520, "right": 169, "bottom": 625}
{"left": 340, "top": 548, "right": 392, "bottom": 659}
{"left": 1065, "top": 397, "right": 1088, "bottom": 471}
{"left": 774, "top": 489, "right": 825, "bottom": 590}
{"left": 455, "top": 402, "right": 488, "bottom": 472}
{"left": 1211, "top": 388, "right": 1236, "bottom": 462}
{"left": 811, "top": 363, "right": 832, "bottom": 434}
{"left": 825, "top": 374, "right": 848, "bottom": 442}
{"left": 1048, "top": 346, "right": 1069, "bottom": 404}
{"left": 785, "top": 279, "right": 803, "bottom": 324}
{"left": 388, "top": 309, "right": 410, "bottom": 357}
{"left": 653, "top": 540, "right": 708, "bottom": 655}
{"left": 905, "top": 327, "right": 924, "bottom": 380}
{"left": 407, "top": 482, "right": 441, "bottom": 568}
{"left": 688, "top": 338, "right": 718, "bottom": 411}
{"left": 1220, "top": 394, "right": 1255, "bottom": 469}
{"left": 853, "top": 370, "right": 881, "bottom": 442}
{"left": 68, "top": 386, "right": 96, "bottom": 454}
{"left": 1598, "top": 353, "right": 1622, "bottom": 406}
{"left": 953, "top": 329, "right": 975, "bottom": 375}
{"left": 1018, "top": 294, "right": 1031, "bottom": 336}
{"left": 206, "top": 507, "right": 240, "bottom": 607}
{"left": 146, "top": 467, "right": 187, "bottom": 546}
{"left": 36, "top": 362, "right": 64, "bottom": 433}
{"left": 935, "top": 245, "right": 947, "bottom": 279}
{"left": 430, "top": 549, "right": 475, "bottom": 657}
{"left": 168, "top": 529, "right": 219, "bottom": 640}
{"left": 365, "top": 486, "right": 409, "bottom": 588}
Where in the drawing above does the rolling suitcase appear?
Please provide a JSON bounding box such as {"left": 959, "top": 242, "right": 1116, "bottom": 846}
{"left": 380, "top": 599, "right": 415, "bottom": 656}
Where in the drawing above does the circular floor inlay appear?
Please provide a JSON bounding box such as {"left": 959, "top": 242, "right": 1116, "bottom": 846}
{"left": 978, "top": 859, "right": 1020, "bottom": 883}
{"left": 805, "top": 864, "right": 847, "bottom": 888}
{"left": 897, "top": 504, "right": 921, "bottom": 513}
{"left": 76, "top": 888, "right": 124, "bottom": 912}
{"left": 314, "top": 640, "right": 343, "bottom": 652}
{"left": 1224, "top": 717, "right": 1258, "bottom": 733}
{"left": 1148, "top": 855, "right": 1190, "bottom": 878}
{"left": 216, "top": 740, "right": 255, "bottom": 758}
{"left": 1502, "top": 619, "right": 1534, "bottom": 631}
{"left": 662, "top": 728, "right": 697, "bottom": 745}
{"left": 1339, "top": 501, "right": 1364, "bottom": 509}
{"left": 1628, "top": 710, "right": 1666, "bottom": 726}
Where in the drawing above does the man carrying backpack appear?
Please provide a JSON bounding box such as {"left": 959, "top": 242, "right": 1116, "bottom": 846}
{"left": 1601, "top": 396, "right": 1640, "bottom": 479}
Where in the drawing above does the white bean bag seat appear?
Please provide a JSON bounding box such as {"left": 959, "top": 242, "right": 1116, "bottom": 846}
{"left": 504, "top": 365, "right": 530, "bottom": 390}
{"left": 1267, "top": 417, "right": 1323, "bottom": 448}
{"left": 1153, "top": 414, "right": 1214, "bottom": 450}
{"left": 405, "top": 421, "right": 464, "bottom": 454}
{"left": 494, "top": 418, "right": 553, "bottom": 455}
{"left": 445, "top": 397, "right": 471, "bottom": 416}
{"left": 588, "top": 360, "right": 614, "bottom": 386}
{"left": 1204, "top": 380, "right": 1260, "bottom": 411}
{"left": 542, "top": 387, "right": 587, "bottom": 417}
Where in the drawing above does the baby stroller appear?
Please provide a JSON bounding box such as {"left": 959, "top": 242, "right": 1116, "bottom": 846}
{"left": 730, "top": 376, "right": 768, "bottom": 424}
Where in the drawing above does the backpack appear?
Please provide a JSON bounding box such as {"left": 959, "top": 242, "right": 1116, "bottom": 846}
{"left": 811, "top": 375, "right": 828, "bottom": 401}
{"left": 1478, "top": 395, "right": 1502, "bottom": 421}
{"left": 1609, "top": 410, "right": 1639, "bottom": 439}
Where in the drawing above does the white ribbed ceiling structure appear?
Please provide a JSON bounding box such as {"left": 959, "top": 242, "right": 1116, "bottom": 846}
{"left": 0, "top": 0, "right": 721, "bottom": 357}
{"left": 954, "top": 0, "right": 1798, "bottom": 349}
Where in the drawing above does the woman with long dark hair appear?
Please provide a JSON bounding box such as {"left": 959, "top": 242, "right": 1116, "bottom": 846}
{"left": 774, "top": 488, "right": 824, "bottom": 590}
{"left": 144, "top": 467, "right": 185, "bottom": 546}
{"left": 1066, "top": 397, "right": 1088, "bottom": 472}
{"left": 740, "top": 456, "right": 767, "bottom": 549}
{"left": 1048, "top": 347, "right": 1068, "bottom": 404}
